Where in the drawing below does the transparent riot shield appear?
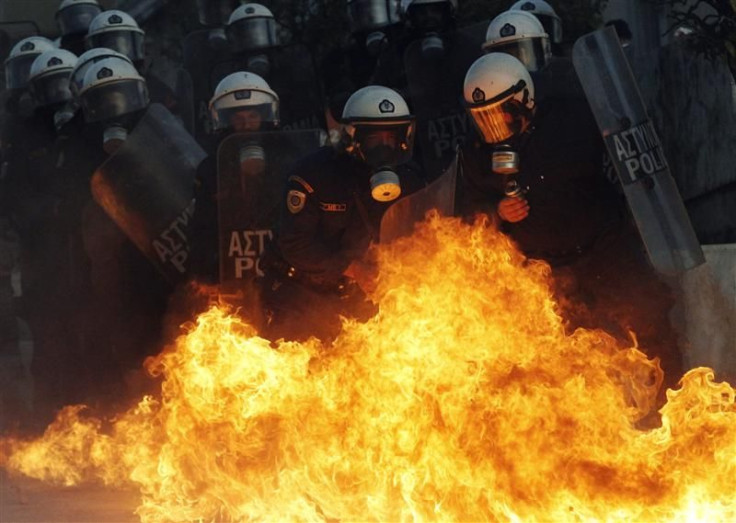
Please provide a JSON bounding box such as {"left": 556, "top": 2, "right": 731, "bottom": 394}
{"left": 380, "top": 149, "right": 458, "bottom": 243}
{"left": 217, "top": 129, "right": 323, "bottom": 293}
{"left": 404, "top": 26, "right": 484, "bottom": 182}
{"left": 572, "top": 27, "right": 704, "bottom": 275}
{"left": 91, "top": 103, "right": 206, "bottom": 283}
{"left": 210, "top": 43, "right": 328, "bottom": 132}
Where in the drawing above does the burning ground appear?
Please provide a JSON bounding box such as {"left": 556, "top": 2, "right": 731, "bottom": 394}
{"left": 2, "top": 212, "right": 735, "bottom": 522}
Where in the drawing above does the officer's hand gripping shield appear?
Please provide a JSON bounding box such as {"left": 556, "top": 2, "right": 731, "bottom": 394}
{"left": 380, "top": 148, "right": 457, "bottom": 243}
{"left": 216, "top": 129, "right": 323, "bottom": 294}
{"left": 572, "top": 27, "right": 704, "bottom": 275}
{"left": 91, "top": 103, "right": 206, "bottom": 283}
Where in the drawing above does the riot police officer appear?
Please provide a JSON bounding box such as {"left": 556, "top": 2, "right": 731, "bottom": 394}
{"left": 509, "top": 0, "right": 563, "bottom": 56}
{"left": 260, "top": 85, "right": 425, "bottom": 342}
{"left": 85, "top": 9, "right": 179, "bottom": 115}
{"left": 188, "top": 71, "right": 280, "bottom": 283}
{"left": 77, "top": 56, "right": 172, "bottom": 402}
{"left": 483, "top": 9, "right": 582, "bottom": 101}
{"left": 459, "top": 53, "right": 683, "bottom": 397}
{"left": 322, "top": 0, "right": 405, "bottom": 122}
{"left": 55, "top": 0, "right": 103, "bottom": 55}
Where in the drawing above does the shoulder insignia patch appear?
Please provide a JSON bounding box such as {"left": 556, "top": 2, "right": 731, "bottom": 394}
{"left": 287, "top": 190, "right": 306, "bottom": 214}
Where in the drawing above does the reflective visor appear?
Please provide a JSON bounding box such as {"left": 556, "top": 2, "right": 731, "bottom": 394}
{"left": 468, "top": 97, "right": 533, "bottom": 144}
{"left": 226, "top": 17, "right": 277, "bottom": 52}
{"left": 80, "top": 79, "right": 148, "bottom": 122}
{"left": 4, "top": 53, "right": 38, "bottom": 90}
{"left": 353, "top": 120, "right": 415, "bottom": 168}
{"left": 30, "top": 71, "right": 73, "bottom": 106}
{"left": 483, "top": 37, "right": 551, "bottom": 72}
{"left": 213, "top": 102, "right": 279, "bottom": 132}
{"left": 57, "top": 5, "right": 102, "bottom": 36}
{"left": 86, "top": 31, "right": 145, "bottom": 62}
{"left": 537, "top": 14, "right": 562, "bottom": 44}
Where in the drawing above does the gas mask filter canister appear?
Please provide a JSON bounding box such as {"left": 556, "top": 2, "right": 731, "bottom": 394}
{"left": 369, "top": 167, "right": 401, "bottom": 202}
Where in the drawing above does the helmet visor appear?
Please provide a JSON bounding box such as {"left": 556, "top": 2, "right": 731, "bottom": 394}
{"left": 80, "top": 79, "right": 148, "bottom": 122}
{"left": 483, "top": 37, "right": 551, "bottom": 72}
{"left": 348, "top": 0, "right": 399, "bottom": 32}
{"left": 468, "top": 95, "right": 532, "bottom": 144}
{"left": 57, "top": 4, "right": 102, "bottom": 36}
{"left": 226, "top": 17, "right": 278, "bottom": 52}
{"left": 212, "top": 102, "right": 279, "bottom": 132}
{"left": 5, "top": 53, "right": 38, "bottom": 90}
{"left": 354, "top": 121, "right": 415, "bottom": 168}
{"left": 536, "top": 13, "right": 562, "bottom": 44}
{"left": 30, "top": 71, "right": 74, "bottom": 106}
{"left": 86, "top": 31, "right": 145, "bottom": 62}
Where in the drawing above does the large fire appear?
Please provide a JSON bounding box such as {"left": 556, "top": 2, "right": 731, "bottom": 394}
{"left": 2, "top": 213, "right": 735, "bottom": 521}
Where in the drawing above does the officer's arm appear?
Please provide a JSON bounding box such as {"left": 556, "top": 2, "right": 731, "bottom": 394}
{"left": 278, "top": 179, "right": 352, "bottom": 278}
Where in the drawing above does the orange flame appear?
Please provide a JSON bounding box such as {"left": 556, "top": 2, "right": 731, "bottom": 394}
{"left": 3, "top": 213, "right": 736, "bottom": 522}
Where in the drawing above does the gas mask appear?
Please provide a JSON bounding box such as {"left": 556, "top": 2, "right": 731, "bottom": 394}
{"left": 245, "top": 53, "right": 270, "bottom": 79}
{"left": 491, "top": 144, "right": 525, "bottom": 198}
{"left": 420, "top": 32, "right": 445, "bottom": 61}
{"left": 103, "top": 123, "right": 129, "bottom": 155}
{"left": 238, "top": 140, "right": 266, "bottom": 177}
{"left": 54, "top": 101, "right": 78, "bottom": 131}
{"left": 369, "top": 167, "right": 401, "bottom": 202}
{"left": 359, "top": 137, "right": 405, "bottom": 202}
{"left": 365, "top": 31, "right": 387, "bottom": 57}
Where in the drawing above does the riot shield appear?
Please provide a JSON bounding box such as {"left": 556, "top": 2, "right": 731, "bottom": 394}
{"left": 404, "top": 26, "right": 484, "bottom": 182}
{"left": 572, "top": 27, "right": 704, "bottom": 275}
{"left": 217, "top": 129, "right": 323, "bottom": 293}
{"left": 380, "top": 149, "right": 458, "bottom": 243}
{"left": 90, "top": 103, "right": 206, "bottom": 283}
{"left": 210, "top": 43, "right": 328, "bottom": 132}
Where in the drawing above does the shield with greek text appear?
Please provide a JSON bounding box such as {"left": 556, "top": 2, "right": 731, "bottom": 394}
{"left": 216, "top": 129, "right": 323, "bottom": 292}
{"left": 90, "top": 103, "right": 206, "bottom": 283}
{"left": 572, "top": 27, "right": 704, "bottom": 275}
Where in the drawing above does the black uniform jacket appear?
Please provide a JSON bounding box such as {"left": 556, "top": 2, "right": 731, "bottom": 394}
{"left": 275, "top": 146, "right": 425, "bottom": 283}
{"left": 460, "top": 96, "right": 625, "bottom": 262}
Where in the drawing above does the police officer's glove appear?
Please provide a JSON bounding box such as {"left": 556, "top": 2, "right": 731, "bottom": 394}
{"left": 497, "top": 196, "right": 530, "bottom": 223}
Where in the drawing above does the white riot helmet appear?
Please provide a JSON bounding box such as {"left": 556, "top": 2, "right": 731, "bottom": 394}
{"left": 28, "top": 49, "right": 78, "bottom": 108}
{"left": 70, "top": 47, "right": 133, "bottom": 97}
{"left": 56, "top": 0, "right": 102, "bottom": 37}
{"left": 510, "top": 0, "right": 562, "bottom": 45}
{"left": 342, "top": 85, "right": 415, "bottom": 201}
{"left": 483, "top": 10, "right": 551, "bottom": 72}
{"left": 463, "top": 53, "right": 535, "bottom": 144}
{"left": 209, "top": 71, "right": 279, "bottom": 132}
{"left": 78, "top": 56, "right": 148, "bottom": 123}
{"left": 347, "top": 0, "right": 401, "bottom": 56}
{"left": 226, "top": 3, "right": 279, "bottom": 53}
{"left": 85, "top": 10, "right": 145, "bottom": 63}
{"left": 4, "top": 36, "right": 56, "bottom": 90}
